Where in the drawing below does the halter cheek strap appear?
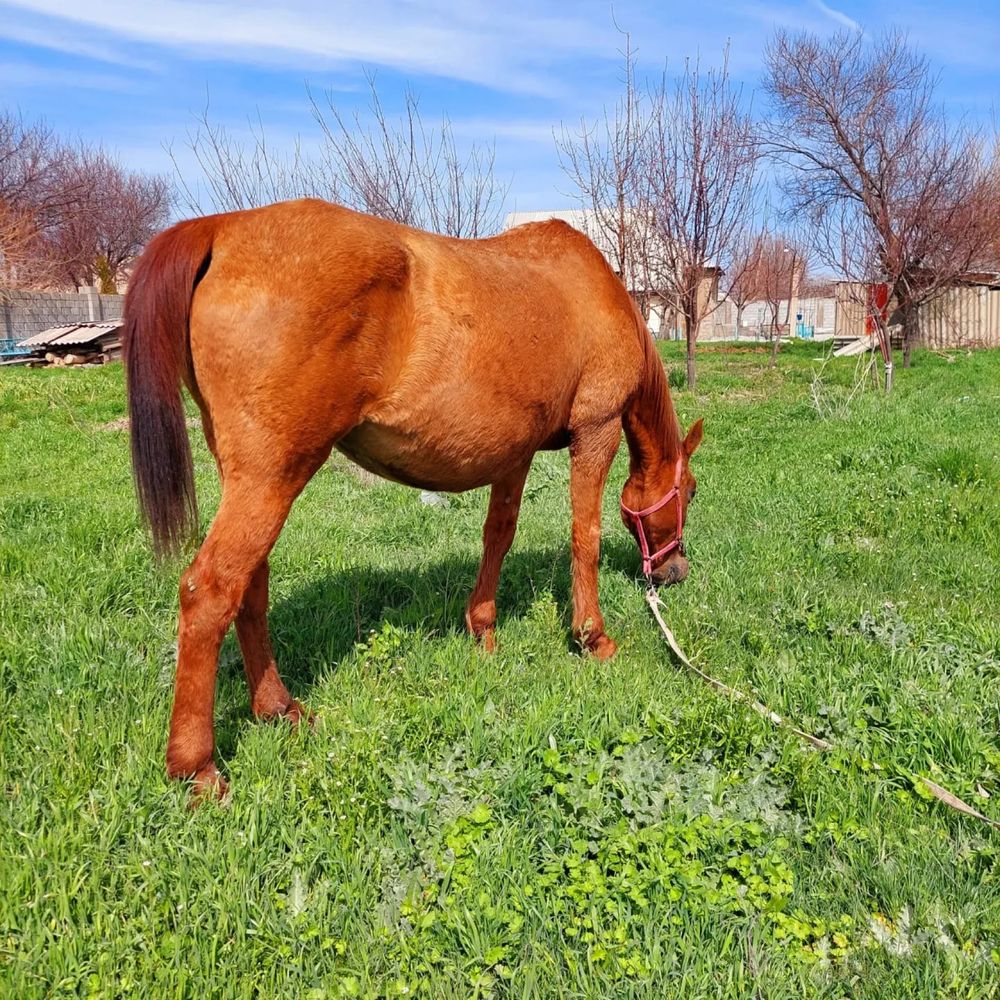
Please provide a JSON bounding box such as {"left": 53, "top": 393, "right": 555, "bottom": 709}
{"left": 620, "top": 461, "right": 685, "bottom": 578}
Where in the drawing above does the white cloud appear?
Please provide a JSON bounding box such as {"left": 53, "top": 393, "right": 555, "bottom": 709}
{"left": 0, "top": 19, "right": 160, "bottom": 70}
{"left": 0, "top": 0, "right": 611, "bottom": 96}
{"left": 809, "top": 0, "right": 861, "bottom": 32}
{"left": 0, "top": 59, "right": 136, "bottom": 91}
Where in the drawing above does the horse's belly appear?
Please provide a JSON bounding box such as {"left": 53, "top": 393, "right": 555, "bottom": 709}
{"left": 336, "top": 412, "right": 555, "bottom": 493}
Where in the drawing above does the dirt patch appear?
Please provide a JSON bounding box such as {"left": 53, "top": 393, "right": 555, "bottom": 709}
{"left": 702, "top": 345, "right": 772, "bottom": 355}
{"left": 717, "top": 386, "right": 770, "bottom": 402}
{"left": 98, "top": 417, "right": 201, "bottom": 432}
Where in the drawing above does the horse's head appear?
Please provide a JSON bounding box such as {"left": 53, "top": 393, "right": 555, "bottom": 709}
{"left": 620, "top": 418, "right": 703, "bottom": 586}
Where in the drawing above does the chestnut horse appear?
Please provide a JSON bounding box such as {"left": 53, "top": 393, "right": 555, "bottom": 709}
{"left": 124, "top": 198, "right": 703, "bottom": 798}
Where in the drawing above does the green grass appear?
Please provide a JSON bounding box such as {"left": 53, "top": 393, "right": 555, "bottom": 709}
{"left": 2, "top": 342, "right": 999, "bottom": 998}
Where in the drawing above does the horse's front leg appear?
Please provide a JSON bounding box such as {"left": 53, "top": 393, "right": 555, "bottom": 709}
{"left": 568, "top": 421, "right": 621, "bottom": 660}
{"left": 465, "top": 463, "right": 531, "bottom": 651}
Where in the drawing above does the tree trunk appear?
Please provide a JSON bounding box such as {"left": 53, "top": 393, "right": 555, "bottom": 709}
{"left": 636, "top": 290, "right": 650, "bottom": 324}
{"left": 901, "top": 301, "right": 916, "bottom": 369}
{"left": 767, "top": 302, "right": 781, "bottom": 367}
{"left": 684, "top": 311, "right": 697, "bottom": 390}
{"left": 873, "top": 320, "right": 894, "bottom": 393}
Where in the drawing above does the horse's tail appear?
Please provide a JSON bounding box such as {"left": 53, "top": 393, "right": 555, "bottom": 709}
{"left": 124, "top": 217, "right": 216, "bottom": 560}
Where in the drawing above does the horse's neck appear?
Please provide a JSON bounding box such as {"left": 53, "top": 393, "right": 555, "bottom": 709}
{"left": 623, "top": 349, "right": 682, "bottom": 483}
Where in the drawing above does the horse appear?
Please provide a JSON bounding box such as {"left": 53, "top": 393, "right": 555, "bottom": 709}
{"left": 123, "top": 198, "right": 703, "bottom": 798}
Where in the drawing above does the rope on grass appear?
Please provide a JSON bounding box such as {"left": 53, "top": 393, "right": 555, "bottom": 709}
{"left": 645, "top": 586, "right": 1000, "bottom": 831}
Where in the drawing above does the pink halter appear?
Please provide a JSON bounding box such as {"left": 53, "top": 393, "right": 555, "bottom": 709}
{"left": 620, "top": 460, "right": 686, "bottom": 578}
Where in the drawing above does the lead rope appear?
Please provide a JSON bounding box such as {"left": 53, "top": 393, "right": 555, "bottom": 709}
{"left": 645, "top": 586, "right": 999, "bottom": 831}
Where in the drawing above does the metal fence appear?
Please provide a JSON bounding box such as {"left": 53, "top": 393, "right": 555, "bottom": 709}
{"left": 834, "top": 282, "right": 1000, "bottom": 349}
{"left": 914, "top": 285, "right": 1000, "bottom": 349}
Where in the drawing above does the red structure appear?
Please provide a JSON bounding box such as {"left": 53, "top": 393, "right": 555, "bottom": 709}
{"left": 865, "top": 282, "right": 890, "bottom": 334}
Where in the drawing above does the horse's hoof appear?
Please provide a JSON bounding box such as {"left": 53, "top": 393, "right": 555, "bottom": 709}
{"left": 466, "top": 606, "right": 497, "bottom": 653}
{"left": 587, "top": 633, "right": 618, "bottom": 661}
{"left": 253, "top": 688, "right": 313, "bottom": 726}
{"left": 283, "top": 700, "right": 315, "bottom": 727}
{"left": 189, "top": 762, "right": 229, "bottom": 806}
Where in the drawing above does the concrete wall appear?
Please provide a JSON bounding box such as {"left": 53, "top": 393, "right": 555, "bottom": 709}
{"left": 1, "top": 287, "right": 124, "bottom": 341}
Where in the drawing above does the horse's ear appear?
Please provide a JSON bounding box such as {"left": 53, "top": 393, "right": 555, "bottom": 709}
{"left": 683, "top": 418, "right": 704, "bottom": 457}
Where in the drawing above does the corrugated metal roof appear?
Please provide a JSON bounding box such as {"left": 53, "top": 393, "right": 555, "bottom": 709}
{"left": 18, "top": 325, "right": 77, "bottom": 347}
{"left": 19, "top": 322, "right": 122, "bottom": 348}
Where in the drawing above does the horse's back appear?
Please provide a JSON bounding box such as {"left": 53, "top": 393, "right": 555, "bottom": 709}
{"left": 198, "top": 200, "right": 633, "bottom": 350}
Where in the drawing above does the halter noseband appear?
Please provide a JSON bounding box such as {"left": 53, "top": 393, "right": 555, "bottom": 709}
{"left": 620, "top": 460, "right": 686, "bottom": 579}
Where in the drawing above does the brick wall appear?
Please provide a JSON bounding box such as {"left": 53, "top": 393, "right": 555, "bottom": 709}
{"left": 1, "top": 287, "right": 125, "bottom": 341}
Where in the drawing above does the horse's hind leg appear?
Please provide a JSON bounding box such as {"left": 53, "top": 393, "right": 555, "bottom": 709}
{"left": 235, "top": 559, "right": 307, "bottom": 723}
{"left": 199, "top": 413, "right": 305, "bottom": 725}
{"left": 466, "top": 463, "right": 531, "bottom": 651}
{"left": 167, "top": 478, "right": 302, "bottom": 798}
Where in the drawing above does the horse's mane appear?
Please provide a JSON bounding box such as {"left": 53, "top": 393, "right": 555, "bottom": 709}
{"left": 629, "top": 304, "right": 682, "bottom": 457}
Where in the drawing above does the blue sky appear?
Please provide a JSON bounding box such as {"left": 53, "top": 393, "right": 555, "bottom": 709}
{"left": 2, "top": 0, "right": 998, "bottom": 216}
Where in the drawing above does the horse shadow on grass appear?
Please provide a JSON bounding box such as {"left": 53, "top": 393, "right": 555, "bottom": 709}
{"left": 213, "top": 535, "right": 640, "bottom": 761}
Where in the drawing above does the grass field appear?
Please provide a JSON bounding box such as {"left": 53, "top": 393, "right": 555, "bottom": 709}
{"left": 2, "top": 342, "right": 999, "bottom": 998}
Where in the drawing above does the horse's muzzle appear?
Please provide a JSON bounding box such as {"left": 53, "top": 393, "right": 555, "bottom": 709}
{"left": 651, "top": 553, "right": 689, "bottom": 586}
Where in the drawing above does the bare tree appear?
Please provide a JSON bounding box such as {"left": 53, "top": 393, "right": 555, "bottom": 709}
{"left": 812, "top": 197, "right": 898, "bottom": 387}
{"left": 311, "top": 74, "right": 508, "bottom": 238}
{"left": 770, "top": 244, "right": 804, "bottom": 367}
{"left": 50, "top": 148, "right": 171, "bottom": 291}
{"left": 170, "top": 108, "right": 320, "bottom": 216}
{"left": 747, "top": 234, "right": 806, "bottom": 365}
{"left": 556, "top": 31, "right": 651, "bottom": 313}
{"left": 764, "top": 28, "right": 1000, "bottom": 375}
{"left": 1, "top": 111, "right": 59, "bottom": 209}
{"left": 723, "top": 229, "right": 807, "bottom": 355}
{"left": 92, "top": 159, "right": 171, "bottom": 291}
{"left": 0, "top": 110, "right": 72, "bottom": 292}
{"left": 642, "top": 52, "right": 763, "bottom": 389}
{"left": 177, "top": 76, "right": 510, "bottom": 238}
{"left": 726, "top": 231, "right": 768, "bottom": 339}
{"left": 0, "top": 201, "right": 39, "bottom": 292}
{"left": 2, "top": 111, "right": 170, "bottom": 294}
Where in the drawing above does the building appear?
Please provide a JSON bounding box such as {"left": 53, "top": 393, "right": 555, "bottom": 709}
{"left": 708, "top": 294, "right": 837, "bottom": 341}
